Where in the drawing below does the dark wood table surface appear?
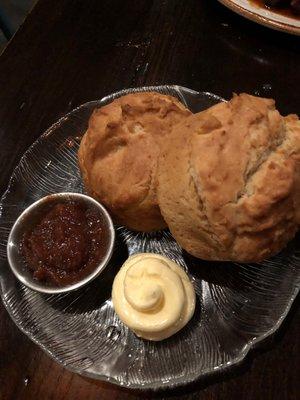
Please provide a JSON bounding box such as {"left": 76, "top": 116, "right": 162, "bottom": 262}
{"left": 0, "top": 1, "right": 299, "bottom": 399}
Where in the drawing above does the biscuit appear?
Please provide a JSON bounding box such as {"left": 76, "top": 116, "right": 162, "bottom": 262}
{"left": 157, "top": 93, "right": 300, "bottom": 262}
{"left": 78, "top": 92, "right": 191, "bottom": 231}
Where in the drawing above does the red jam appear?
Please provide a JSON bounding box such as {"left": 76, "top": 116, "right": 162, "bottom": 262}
{"left": 20, "top": 200, "right": 110, "bottom": 286}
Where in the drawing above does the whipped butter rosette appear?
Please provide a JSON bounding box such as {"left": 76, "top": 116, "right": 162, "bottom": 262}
{"left": 112, "top": 253, "right": 196, "bottom": 341}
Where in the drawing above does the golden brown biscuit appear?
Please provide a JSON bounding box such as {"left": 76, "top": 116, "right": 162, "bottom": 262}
{"left": 157, "top": 93, "right": 300, "bottom": 262}
{"left": 78, "top": 92, "right": 191, "bottom": 231}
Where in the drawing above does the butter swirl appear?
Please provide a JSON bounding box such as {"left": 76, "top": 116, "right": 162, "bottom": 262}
{"left": 112, "top": 253, "right": 196, "bottom": 341}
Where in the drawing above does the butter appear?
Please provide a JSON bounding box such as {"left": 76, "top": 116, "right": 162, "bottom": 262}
{"left": 112, "top": 253, "right": 196, "bottom": 341}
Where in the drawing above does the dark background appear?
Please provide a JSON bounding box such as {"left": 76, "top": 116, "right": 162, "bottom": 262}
{"left": 0, "top": 0, "right": 36, "bottom": 47}
{"left": 0, "top": 1, "right": 299, "bottom": 399}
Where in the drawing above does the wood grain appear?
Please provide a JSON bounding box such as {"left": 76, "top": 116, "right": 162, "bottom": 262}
{"left": 0, "top": 0, "right": 299, "bottom": 399}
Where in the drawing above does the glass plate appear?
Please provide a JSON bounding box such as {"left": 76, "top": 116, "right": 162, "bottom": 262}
{"left": 0, "top": 85, "right": 299, "bottom": 390}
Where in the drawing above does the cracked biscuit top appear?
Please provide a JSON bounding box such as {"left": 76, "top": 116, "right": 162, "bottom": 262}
{"left": 157, "top": 93, "right": 300, "bottom": 262}
{"left": 78, "top": 92, "right": 191, "bottom": 231}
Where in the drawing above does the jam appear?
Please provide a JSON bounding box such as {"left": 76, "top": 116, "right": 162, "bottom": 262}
{"left": 20, "top": 200, "right": 110, "bottom": 286}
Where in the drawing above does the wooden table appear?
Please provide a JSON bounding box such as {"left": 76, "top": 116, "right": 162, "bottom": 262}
{"left": 0, "top": 1, "right": 299, "bottom": 399}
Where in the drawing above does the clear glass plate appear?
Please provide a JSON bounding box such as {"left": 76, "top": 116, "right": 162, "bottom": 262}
{"left": 0, "top": 85, "right": 299, "bottom": 390}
